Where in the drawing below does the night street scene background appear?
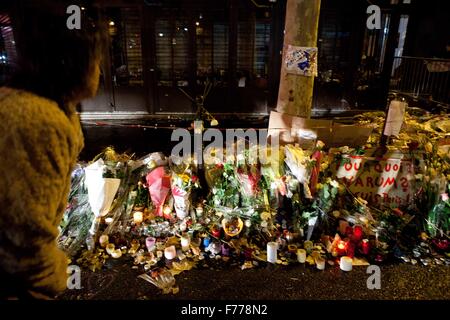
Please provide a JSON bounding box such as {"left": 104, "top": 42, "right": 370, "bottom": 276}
{"left": 0, "top": 0, "right": 449, "bottom": 307}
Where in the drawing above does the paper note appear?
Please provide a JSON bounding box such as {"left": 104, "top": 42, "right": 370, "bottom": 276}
{"left": 384, "top": 100, "right": 406, "bottom": 136}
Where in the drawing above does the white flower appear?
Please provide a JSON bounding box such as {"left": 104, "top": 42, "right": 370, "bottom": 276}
{"left": 236, "top": 153, "right": 245, "bottom": 162}
{"left": 339, "top": 146, "right": 350, "bottom": 154}
{"left": 330, "top": 180, "right": 339, "bottom": 188}
{"left": 245, "top": 220, "right": 252, "bottom": 228}
{"left": 316, "top": 140, "right": 325, "bottom": 149}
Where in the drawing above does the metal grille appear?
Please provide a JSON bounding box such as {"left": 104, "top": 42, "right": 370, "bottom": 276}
{"left": 391, "top": 56, "right": 450, "bottom": 107}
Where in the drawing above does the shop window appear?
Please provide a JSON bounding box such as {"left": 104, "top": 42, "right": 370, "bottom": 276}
{"left": 107, "top": 7, "right": 144, "bottom": 87}
{"left": 0, "top": 13, "right": 16, "bottom": 85}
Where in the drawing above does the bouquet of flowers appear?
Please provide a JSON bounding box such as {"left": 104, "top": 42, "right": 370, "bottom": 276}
{"left": 169, "top": 156, "right": 200, "bottom": 220}
{"left": 84, "top": 158, "right": 122, "bottom": 245}
{"left": 284, "top": 144, "right": 316, "bottom": 199}
{"left": 58, "top": 164, "right": 93, "bottom": 256}
{"left": 146, "top": 166, "right": 171, "bottom": 217}
{"left": 236, "top": 148, "right": 263, "bottom": 208}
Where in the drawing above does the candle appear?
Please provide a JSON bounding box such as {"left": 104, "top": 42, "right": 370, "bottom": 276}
{"left": 221, "top": 244, "right": 230, "bottom": 256}
{"left": 163, "top": 206, "right": 172, "bottom": 219}
{"left": 111, "top": 249, "right": 122, "bottom": 259}
{"left": 106, "top": 243, "right": 115, "bottom": 255}
{"left": 133, "top": 211, "right": 143, "bottom": 224}
{"left": 361, "top": 239, "right": 370, "bottom": 255}
{"left": 316, "top": 257, "right": 325, "bottom": 270}
{"left": 267, "top": 242, "right": 278, "bottom": 264}
{"left": 105, "top": 217, "right": 114, "bottom": 225}
{"left": 336, "top": 240, "right": 347, "bottom": 256}
{"left": 211, "top": 227, "right": 221, "bottom": 238}
{"left": 203, "top": 237, "right": 211, "bottom": 248}
{"left": 145, "top": 237, "right": 156, "bottom": 252}
{"left": 285, "top": 231, "right": 294, "bottom": 243}
{"left": 99, "top": 235, "right": 109, "bottom": 248}
{"left": 195, "top": 206, "right": 204, "bottom": 217}
{"left": 346, "top": 241, "right": 355, "bottom": 258}
{"left": 288, "top": 245, "right": 297, "bottom": 253}
{"left": 180, "top": 233, "right": 191, "bottom": 251}
{"left": 164, "top": 245, "right": 177, "bottom": 260}
{"left": 345, "top": 226, "right": 353, "bottom": 237}
{"left": 353, "top": 225, "right": 363, "bottom": 242}
{"left": 297, "top": 249, "right": 307, "bottom": 263}
{"left": 340, "top": 256, "right": 353, "bottom": 271}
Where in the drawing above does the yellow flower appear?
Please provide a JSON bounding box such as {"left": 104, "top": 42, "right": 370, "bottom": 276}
{"left": 180, "top": 174, "right": 190, "bottom": 184}
{"left": 260, "top": 211, "right": 271, "bottom": 221}
{"left": 425, "top": 142, "right": 433, "bottom": 153}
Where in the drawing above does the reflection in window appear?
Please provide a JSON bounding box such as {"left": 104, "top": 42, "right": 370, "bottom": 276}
{"left": 0, "top": 14, "right": 16, "bottom": 85}
{"left": 155, "top": 13, "right": 190, "bottom": 87}
{"left": 107, "top": 7, "right": 143, "bottom": 87}
{"left": 212, "top": 23, "right": 229, "bottom": 84}
{"left": 254, "top": 22, "right": 270, "bottom": 78}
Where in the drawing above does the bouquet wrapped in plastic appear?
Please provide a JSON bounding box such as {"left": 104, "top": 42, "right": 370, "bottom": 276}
{"left": 146, "top": 166, "right": 171, "bottom": 217}
{"left": 169, "top": 156, "right": 200, "bottom": 220}
{"left": 84, "top": 158, "right": 122, "bottom": 248}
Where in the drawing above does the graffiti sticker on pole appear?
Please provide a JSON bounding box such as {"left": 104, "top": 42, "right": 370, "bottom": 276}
{"left": 284, "top": 45, "right": 318, "bottom": 77}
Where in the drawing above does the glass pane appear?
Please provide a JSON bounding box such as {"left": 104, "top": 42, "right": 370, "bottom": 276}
{"left": 0, "top": 14, "right": 16, "bottom": 85}
{"left": 108, "top": 7, "right": 144, "bottom": 87}
{"left": 212, "top": 23, "right": 229, "bottom": 84}
{"left": 254, "top": 22, "right": 270, "bottom": 79}
{"left": 155, "top": 18, "right": 172, "bottom": 84}
{"left": 173, "top": 20, "right": 189, "bottom": 87}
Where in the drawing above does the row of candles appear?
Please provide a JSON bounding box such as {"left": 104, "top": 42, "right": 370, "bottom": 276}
{"left": 266, "top": 224, "right": 371, "bottom": 272}
{"left": 127, "top": 210, "right": 369, "bottom": 272}
{"left": 266, "top": 241, "right": 354, "bottom": 271}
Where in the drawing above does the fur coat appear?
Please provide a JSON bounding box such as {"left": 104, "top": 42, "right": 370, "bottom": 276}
{"left": 0, "top": 87, "right": 83, "bottom": 297}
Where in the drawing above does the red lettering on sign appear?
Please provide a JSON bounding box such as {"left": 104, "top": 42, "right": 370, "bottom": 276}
{"left": 355, "top": 177, "right": 364, "bottom": 187}
{"left": 383, "top": 177, "right": 397, "bottom": 188}
{"left": 374, "top": 164, "right": 383, "bottom": 173}
{"left": 375, "top": 177, "right": 384, "bottom": 187}
{"left": 366, "top": 176, "right": 374, "bottom": 188}
{"left": 400, "top": 177, "right": 409, "bottom": 191}
{"left": 385, "top": 163, "right": 391, "bottom": 172}
{"left": 344, "top": 163, "right": 353, "bottom": 171}
{"left": 393, "top": 163, "right": 399, "bottom": 171}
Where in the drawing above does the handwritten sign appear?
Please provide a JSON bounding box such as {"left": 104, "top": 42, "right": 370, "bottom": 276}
{"left": 384, "top": 100, "right": 406, "bottom": 136}
{"left": 334, "top": 153, "right": 416, "bottom": 207}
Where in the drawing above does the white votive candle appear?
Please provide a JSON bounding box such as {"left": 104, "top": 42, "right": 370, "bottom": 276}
{"left": 316, "top": 257, "right": 325, "bottom": 270}
{"left": 297, "top": 249, "right": 307, "bottom": 263}
{"left": 111, "top": 249, "right": 122, "bottom": 259}
{"left": 180, "top": 233, "right": 191, "bottom": 250}
{"left": 133, "top": 211, "right": 143, "bottom": 224}
{"left": 340, "top": 256, "right": 353, "bottom": 272}
{"left": 164, "top": 245, "right": 177, "bottom": 260}
{"left": 267, "top": 242, "right": 278, "bottom": 264}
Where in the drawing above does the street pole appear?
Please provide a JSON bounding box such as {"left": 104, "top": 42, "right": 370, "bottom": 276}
{"left": 276, "top": 0, "right": 321, "bottom": 118}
